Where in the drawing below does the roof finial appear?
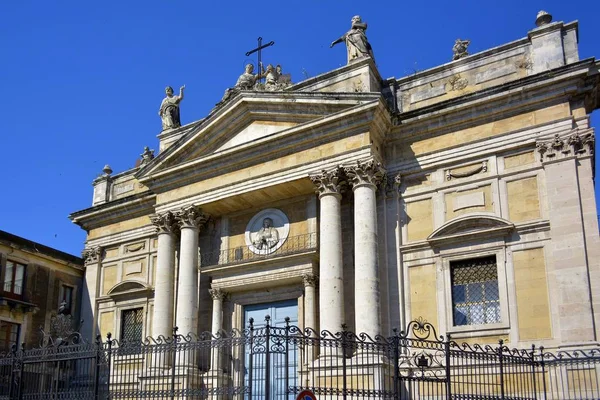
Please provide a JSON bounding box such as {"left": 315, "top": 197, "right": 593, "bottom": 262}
{"left": 535, "top": 10, "right": 552, "bottom": 27}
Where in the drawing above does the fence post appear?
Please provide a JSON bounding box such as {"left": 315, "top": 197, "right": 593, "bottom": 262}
{"left": 248, "top": 318, "right": 254, "bottom": 400}
{"left": 106, "top": 333, "right": 112, "bottom": 398}
{"left": 284, "top": 317, "right": 290, "bottom": 398}
{"left": 8, "top": 344, "right": 16, "bottom": 400}
{"left": 171, "top": 327, "right": 178, "bottom": 400}
{"left": 530, "top": 344, "right": 537, "bottom": 400}
{"left": 265, "top": 316, "right": 271, "bottom": 400}
{"left": 94, "top": 335, "right": 102, "bottom": 400}
{"left": 498, "top": 339, "right": 505, "bottom": 400}
{"left": 392, "top": 329, "right": 400, "bottom": 400}
{"left": 445, "top": 334, "right": 452, "bottom": 400}
{"left": 539, "top": 346, "right": 547, "bottom": 400}
{"left": 341, "top": 324, "right": 347, "bottom": 400}
{"left": 17, "top": 343, "right": 25, "bottom": 400}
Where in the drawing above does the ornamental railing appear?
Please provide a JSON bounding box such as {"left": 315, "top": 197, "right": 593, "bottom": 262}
{"left": 1, "top": 318, "right": 599, "bottom": 400}
{"left": 200, "top": 232, "right": 318, "bottom": 267}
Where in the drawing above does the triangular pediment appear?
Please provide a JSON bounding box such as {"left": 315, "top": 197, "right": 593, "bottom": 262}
{"left": 427, "top": 214, "right": 514, "bottom": 246}
{"left": 135, "top": 90, "right": 384, "bottom": 184}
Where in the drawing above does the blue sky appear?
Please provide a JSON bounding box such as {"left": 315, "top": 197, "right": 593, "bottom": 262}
{"left": 1, "top": 1, "right": 598, "bottom": 256}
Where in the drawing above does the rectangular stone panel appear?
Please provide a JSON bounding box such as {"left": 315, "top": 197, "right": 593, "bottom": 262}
{"left": 100, "top": 311, "right": 114, "bottom": 340}
{"left": 504, "top": 151, "right": 535, "bottom": 169}
{"left": 445, "top": 185, "right": 493, "bottom": 220}
{"left": 506, "top": 176, "right": 540, "bottom": 222}
{"left": 410, "top": 85, "right": 446, "bottom": 103}
{"left": 406, "top": 198, "right": 433, "bottom": 242}
{"left": 513, "top": 248, "right": 552, "bottom": 340}
{"left": 102, "top": 265, "right": 117, "bottom": 295}
{"left": 475, "top": 65, "right": 517, "bottom": 84}
{"left": 408, "top": 264, "right": 438, "bottom": 326}
{"left": 123, "top": 258, "right": 146, "bottom": 278}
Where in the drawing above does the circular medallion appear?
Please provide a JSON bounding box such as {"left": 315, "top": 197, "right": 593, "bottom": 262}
{"left": 245, "top": 208, "right": 289, "bottom": 255}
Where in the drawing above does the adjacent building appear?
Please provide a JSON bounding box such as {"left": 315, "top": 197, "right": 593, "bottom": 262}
{"left": 0, "top": 230, "right": 84, "bottom": 352}
{"left": 70, "top": 11, "right": 599, "bottom": 357}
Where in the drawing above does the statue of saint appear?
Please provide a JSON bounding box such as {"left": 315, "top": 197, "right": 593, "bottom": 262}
{"left": 330, "top": 15, "right": 375, "bottom": 63}
{"left": 159, "top": 85, "right": 185, "bottom": 130}
{"left": 252, "top": 218, "right": 280, "bottom": 250}
{"left": 236, "top": 64, "right": 262, "bottom": 90}
{"left": 453, "top": 39, "right": 471, "bottom": 60}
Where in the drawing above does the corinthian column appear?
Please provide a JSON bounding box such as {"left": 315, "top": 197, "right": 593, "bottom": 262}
{"left": 345, "top": 160, "right": 385, "bottom": 339}
{"left": 175, "top": 206, "right": 209, "bottom": 338}
{"left": 150, "top": 211, "right": 178, "bottom": 339}
{"left": 309, "top": 168, "right": 345, "bottom": 335}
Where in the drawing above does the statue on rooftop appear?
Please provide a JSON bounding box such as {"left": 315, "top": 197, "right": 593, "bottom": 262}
{"left": 159, "top": 85, "right": 185, "bottom": 130}
{"left": 452, "top": 39, "right": 471, "bottom": 60}
{"left": 330, "top": 15, "right": 375, "bottom": 64}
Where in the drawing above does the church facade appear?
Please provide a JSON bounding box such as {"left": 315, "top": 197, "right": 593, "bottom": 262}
{"left": 70, "top": 12, "right": 600, "bottom": 356}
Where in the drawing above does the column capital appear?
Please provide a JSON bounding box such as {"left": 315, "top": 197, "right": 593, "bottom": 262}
{"left": 82, "top": 246, "right": 102, "bottom": 265}
{"left": 209, "top": 288, "right": 228, "bottom": 301}
{"left": 150, "top": 211, "right": 178, "bottom": 234}
{"left": 537, "top": 130, "right": 595, "bottom": 163}
{"left": 176, "top": 206, "right": 210, "bottom": 230}
{"left": 309, "top": 167, "right": 344, "bottom": 199}
{"left": 302, "top": 273, "right": 318, "bottom": 288}
{"left": 344, "top": 160, "right": 386, "bottom": 190}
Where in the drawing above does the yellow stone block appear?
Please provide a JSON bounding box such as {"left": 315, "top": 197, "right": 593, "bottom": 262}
{"left": 507, "top": 177, "right": 540, "bottom": 223}
{"left": 513, "top": 248, "right": 552, "bottom": 340}
{"left": 406, "top": 198, "right": 433, "bottom": 242}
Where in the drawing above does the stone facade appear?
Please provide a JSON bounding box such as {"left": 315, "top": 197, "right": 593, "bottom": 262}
{"left": 70, "top": 14, "right": 600, "bottom": 356}
{"left": 0, "top": 230, "right": 84, "bottom": 351}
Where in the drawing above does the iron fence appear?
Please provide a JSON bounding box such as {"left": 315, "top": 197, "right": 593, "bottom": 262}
{"left": 200, "top": 233, "right": 318, "bottom": 267}
{"left": 1, "top": 318, "right": 599, "bottom": 399}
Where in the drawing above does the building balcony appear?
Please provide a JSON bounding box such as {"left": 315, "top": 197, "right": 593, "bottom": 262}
{"left": 200, "top": 232, "right": 318, "bottom": 267}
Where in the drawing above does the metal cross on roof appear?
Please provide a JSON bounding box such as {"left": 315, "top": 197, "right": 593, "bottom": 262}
{"left": 245, "top": 37, "right": 275, "bottom": 82}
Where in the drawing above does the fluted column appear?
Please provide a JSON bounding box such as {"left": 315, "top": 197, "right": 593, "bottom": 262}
{"left": 150, "top": 211, "right": 178, "bottom": 339}
{"left": 345, "top": 160, "right": 385, "bottom": 339}
{"left": 175, "top": 206, "right": 209, "bottom": 337}
{"left": 309, "top": 168, "right": 345, "bottom": 335}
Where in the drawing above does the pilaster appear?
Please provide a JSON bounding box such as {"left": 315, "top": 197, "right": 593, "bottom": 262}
{"left": 80, "top": 246, "right": 103, "bottom": 341}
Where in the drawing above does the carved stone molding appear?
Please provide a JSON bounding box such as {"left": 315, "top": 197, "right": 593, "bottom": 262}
{"left": 309, "top": 167, "right": 344, "bottom": 198}
{"left": 302, "top": 273, "right": 318, "bottom": 288}
{"left": 209, "top": 288, "right": 228, "bottom": 301}
{"left": 344, "top": 160, "right": 386, "bottom": 189}
{"left": 82, "top": 246, "right": 102, "bottom": 265}
{"left": 150, "top": 211, "right": 178, "bottom": 234}
{"left": 447, "top": 74, "right": 468, "bottom": 91}
{"left": 382, "top": 173, "right": 402, "bottom": 198}
{"left": 446, "top": 161, "right": 488, "bottom": 181}
{"left": 176, "top": 206, "right": 209, "bottom": 230}
{"left": 537, "top": 131, "right": 595, "bottom": 162}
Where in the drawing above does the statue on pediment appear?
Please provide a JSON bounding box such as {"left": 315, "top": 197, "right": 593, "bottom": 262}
{"left": 159, "top": 85, "right": 185, "bottom": 130}
{"left": 330, "top": 15, "right": 375, "bottom": 63}
{"left": 452, "top": 39, "right": 471, "bottom": 60}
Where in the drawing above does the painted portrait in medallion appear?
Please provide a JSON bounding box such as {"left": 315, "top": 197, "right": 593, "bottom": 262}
{"left": 245, "top": 208, "right": 290, "bottom": 255}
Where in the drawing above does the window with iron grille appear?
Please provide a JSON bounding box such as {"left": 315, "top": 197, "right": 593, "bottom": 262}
{"left": 121, "top": 308, "right": 144, "bottom": 344}
{"left": 3, "top": 260, "right": 25, "bottom": 298}
{"left": 0, "top": 321, "right": 20, "bottom": 353}
{"left": 451, "top": 256, "right": 500, "bottom": 326}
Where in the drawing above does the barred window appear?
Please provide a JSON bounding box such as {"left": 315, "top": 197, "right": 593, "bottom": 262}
{"left": 0, "top": 321, "right": 20, "bottom": 353}
{"left": 121, "top": 308, "right": 144, "bottom": 343}
{"left": 451, "top": 256, "right": 500, "bottom": 326}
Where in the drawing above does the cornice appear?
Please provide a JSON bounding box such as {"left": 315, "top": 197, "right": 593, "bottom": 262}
{"left": 137, "top": 99, "right": 388, "bottom": 194}
{"left": 390, "top": 59, "right": 597, "bottom": 142}
{"left": 69, "top": 192, "right": 156, "bottom": 231}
